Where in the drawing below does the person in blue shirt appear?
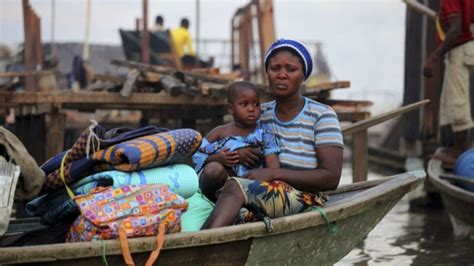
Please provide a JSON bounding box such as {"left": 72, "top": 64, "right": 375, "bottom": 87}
{"left": 193, "top": 81, "right": 280, "bottom": 202}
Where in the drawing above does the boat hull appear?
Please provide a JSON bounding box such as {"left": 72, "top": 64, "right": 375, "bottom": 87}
{"left": 0, "top": 171, "right": 425, "bottom": 265}
{"left": 427, "top": 159, "right": 474, "bottom": 238}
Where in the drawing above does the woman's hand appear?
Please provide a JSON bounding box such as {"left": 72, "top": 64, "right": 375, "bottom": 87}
{"left": 236, "top": 147, "right": 263, "bottom": 168}
{"left": 213, "top": 148, "right": 239, "bottom": 167}
{"left": 243, "top": 168, "right": 278, "bottom": 183}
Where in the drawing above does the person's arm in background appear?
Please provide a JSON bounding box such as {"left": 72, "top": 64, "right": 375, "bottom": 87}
{"left": 423, "top": 14, "right": 462, "bottom": 77}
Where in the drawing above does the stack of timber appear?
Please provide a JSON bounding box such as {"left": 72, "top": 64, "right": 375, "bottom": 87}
{"left": 89, "top": 60, "right": 241, "bottom": 98}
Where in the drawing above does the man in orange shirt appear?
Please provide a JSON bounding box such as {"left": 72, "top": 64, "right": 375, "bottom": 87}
{"left": 424, "top": 0, "right": 474, "bottom": 167}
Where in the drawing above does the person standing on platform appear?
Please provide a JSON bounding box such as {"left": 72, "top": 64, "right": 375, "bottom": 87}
{"left": 423, "top": 0, "right": 474, "bottom": 168}
{"left": 171, "top": 18, "right": 196, "bottom": 61}
{"left": 152, "top": 15, "right": 165, "bottom": 32}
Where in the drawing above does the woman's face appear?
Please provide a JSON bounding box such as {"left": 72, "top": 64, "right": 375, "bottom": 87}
{"left": 266, "top": 50, "right": 305, "bottom": 98}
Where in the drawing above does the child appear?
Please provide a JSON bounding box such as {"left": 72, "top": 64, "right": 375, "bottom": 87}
{"left": 193, "top": 81, "right": 280, "bottom": 202}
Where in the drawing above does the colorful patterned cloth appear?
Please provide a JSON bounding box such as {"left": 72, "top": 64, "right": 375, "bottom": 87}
{"left": 93, "top": 129, "right": 202, "bottom": 172}
{"left": 67, "top": 184, "right": 187, "bottom": 242}
{"left": 192, "top": 123, "right": 279, "bottom": 176}
{"left": 27, "top": 164, "right": 199, "bottom": 225}
{"left": 41, "top": 125, "right": 168, "bottom": 193}
{"left": 231, "top": 177, "right": 327, "bottom": 223}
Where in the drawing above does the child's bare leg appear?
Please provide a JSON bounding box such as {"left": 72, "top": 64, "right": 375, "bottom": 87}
{"left": 201, "top": 180, "right": 245, "bottom": 229}
{"left": 199, "top": 162, "right": 228, "bottom": 202}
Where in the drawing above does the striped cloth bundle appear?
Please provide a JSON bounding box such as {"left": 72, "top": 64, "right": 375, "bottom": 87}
{"left": 41, "top": 125, "right": 199, "bottom": 193}
{"left": 93, "top": 128, "right": 202, "bottom": 172}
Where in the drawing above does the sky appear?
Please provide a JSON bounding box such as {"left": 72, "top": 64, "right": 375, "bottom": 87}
{"left": 0, "top": 0, "right": 407, "bottom": 114}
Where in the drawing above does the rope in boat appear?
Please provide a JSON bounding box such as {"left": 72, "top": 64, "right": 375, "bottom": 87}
{"left": 85, "top": 118, "right": 100, "bottom": 159}
{"left": 101, "top": 239, "right": 109, "bottom": 266}
{"left": 312, "top": 207, "right": 338, "bottom": 235}
{"left": 59, "top": 150, "right": 75, "bottom": 199}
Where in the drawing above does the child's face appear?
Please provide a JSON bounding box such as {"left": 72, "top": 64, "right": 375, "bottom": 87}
{"left": 229, "top": 89, "right": 261, "bottom": 127}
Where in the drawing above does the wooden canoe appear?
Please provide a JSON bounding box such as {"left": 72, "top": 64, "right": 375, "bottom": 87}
{"left": 0, "top": 171, "right": 424, "bottom": 265}
{"left": 427, "top": 159, "right": 474, "bottom": 238}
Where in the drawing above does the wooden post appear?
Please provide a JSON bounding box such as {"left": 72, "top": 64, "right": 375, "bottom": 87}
{"left": 254, "top": 0, "right": 275, "bottom": 82}
{"left": 22, "top": 0, "right": 35, "bottom": 91}
{"left": 238, "top": 8, "right": 252, "bottom": 76}
{"left": 195, "top": 0, "right": 200, "bottom": 57}
{"left": 141, "top": 0, "right": 150, "bottom": 64}
{"left": 231, "top": 17, "right": 236, "bottom": 70}
{"left": 400, "top": 0, "right": 424, "bottom": 153}
{"left": 44, "top": 112, "right": 66, "bottom": 161}
{"left": 422, "top": 0, "right": 442, "bottom": 148}
{"left": 32, "top": 11, "right": 43, "bottom": 67}
{"left": 82, "top": 0, "right": 91, "bottom": 61}
{"left": 135, "top": 18, "right": 141, "bottom": 31}
{"left": 352, "top": 130, "right": 368, "bottom": 183}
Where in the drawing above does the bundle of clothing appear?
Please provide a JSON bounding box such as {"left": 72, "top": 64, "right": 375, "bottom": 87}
{"left": 26, "top": 122, "right": 203, "bottom": 226}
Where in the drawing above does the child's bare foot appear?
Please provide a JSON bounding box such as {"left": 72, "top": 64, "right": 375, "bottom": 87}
{"left": 432, "top": 147, "right": 459, "bottom": 169}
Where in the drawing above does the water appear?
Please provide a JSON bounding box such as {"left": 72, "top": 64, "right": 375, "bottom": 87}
{"left": 336, "top": 169, "right": 474, "bottom": 265}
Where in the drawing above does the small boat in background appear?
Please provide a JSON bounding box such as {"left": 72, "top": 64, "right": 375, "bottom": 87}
{"left": 0, "top": 171, "right": 424, "bottom": 265}
{"left": 427, "top": 159, "right": 474, "bottom": 239}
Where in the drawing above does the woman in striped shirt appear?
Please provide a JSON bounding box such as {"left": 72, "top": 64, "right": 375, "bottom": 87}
{"left": 201, "top": 39, "right": 343, "bottom": 229}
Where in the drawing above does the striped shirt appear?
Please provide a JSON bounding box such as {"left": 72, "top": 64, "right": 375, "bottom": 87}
{"left": 260, "top": 97, "right": 343, "bottom": 170}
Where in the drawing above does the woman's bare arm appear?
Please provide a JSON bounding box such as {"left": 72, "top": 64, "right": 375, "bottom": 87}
{"left": 244, "top": 146, "right": 343, "bottom": 191}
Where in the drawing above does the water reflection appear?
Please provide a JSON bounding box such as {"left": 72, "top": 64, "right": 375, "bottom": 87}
{"left": 337, "top": 196, "right": 474, "bottom": 265}
{"left": 335, "top": 166, "right": 473, "bottom": 265}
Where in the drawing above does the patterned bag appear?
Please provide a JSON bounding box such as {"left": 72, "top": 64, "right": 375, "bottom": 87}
{"left": 67, "top": 184, "right": 187, "bottom": 241}
{"left": 67, "top": 184, "right": 188, "bottom": 265}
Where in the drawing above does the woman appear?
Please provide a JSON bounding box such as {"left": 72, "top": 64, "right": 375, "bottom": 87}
{"left": 201, "top": 39, "right": 344, "bottom": 229}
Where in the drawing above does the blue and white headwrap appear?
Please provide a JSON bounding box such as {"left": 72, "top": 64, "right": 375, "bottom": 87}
{"left": 264, "top": 38, "right": 313, "bottom": 81}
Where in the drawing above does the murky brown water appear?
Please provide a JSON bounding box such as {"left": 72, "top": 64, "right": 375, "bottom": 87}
{"left": 336, "top": 168, "right": 474, "bottom": 265}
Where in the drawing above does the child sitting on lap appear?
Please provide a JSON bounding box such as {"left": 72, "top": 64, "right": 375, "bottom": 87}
{"left": 193, "top": 81, "right": 280, "bottom": 202}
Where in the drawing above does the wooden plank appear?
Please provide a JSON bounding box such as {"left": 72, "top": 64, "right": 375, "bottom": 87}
{"left": 303, "top": 81, "right": 351, "bottom": 94}
{"left": 340, "top": 100, "right": 429, "bottom": 182}
{"left": 120, "top": 69, "right": 140, "bottom": 97}
{"left": 323, "top": 99, "right": 373, "bottom": 108}
{"left": 0, "top": 71, "right": 53, "bottom": 78}
{"left": 341, "top": 99, "right": 429, "bottom": 136}
{"left": 111, "top": 60, "right": 231, "bottom": 84}
{"left": 402, "top": 0, "right": 437, "bottom": 20}
{"left": 92, "top": 73, "right": 126, "bottom": 83}
{"left": 336, "top": 111, "right": 371, "bottom": 123}
{"left": 0, "top": 91, "right": 228, "bottom": 108}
